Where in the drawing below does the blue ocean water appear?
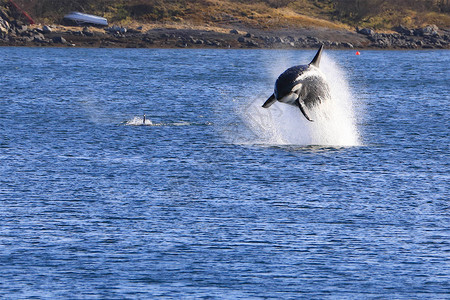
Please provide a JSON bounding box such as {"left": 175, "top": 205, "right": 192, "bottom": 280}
{"left": 0, "top": 47, "right": 448, "bottom": 299}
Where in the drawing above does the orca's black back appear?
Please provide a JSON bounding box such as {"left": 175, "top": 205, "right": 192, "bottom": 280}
{"left": 274, "top": 65, "right": 307, "bottom": 99}
{"left": 275, "top": 65, "right": 330, "bottom": 108}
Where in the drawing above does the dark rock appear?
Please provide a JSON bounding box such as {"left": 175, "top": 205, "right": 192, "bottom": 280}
{"left": 33, "top": 33, "right": 47, "bottom": 43}
{"left": 127, "top": 28, "right": 141, "bottom": 34}
{"left": 342, "top": 42, "right": 354, "bottom": 48}
{"left": 332, "top": 41, "right": 340, "bottom": 47}
{"left": 52, "top": 36, "right": 67, "bottom": 44}
{"left": 286, "top": 35, "right": 295, "bottom": 42}
{"left": 414, "top": 25, "right": 439, "bottom": 37}
{"left": 33, "top": 32, "right": 45, "bottom": 40}
{"left": 0, "top": 17, "right": 10, "bottom": 32}
{"left": 421, "top": 25, "right": 439, "bottom": 36}
{"left": 0, "top": 7, "right": 11, "bottom": 22}
{"left": 16, "top": 24, "right": 27, "bottom": 34}
{"left": 367, "top": 34, "right": 378, "bottom": 42}
{"left": 229, "top": 29, "right": 239, "bottom": 34}
{"left": 237, "top": 36, "right": 246, "bottom": 43}
{"left": 394, "top": 25, "right": 413, "bottom": 36}
{"left": 406, "top": 42, "right": 417, "bottom": 49}
{"left": 82, "top": 27, "right": 94, "bottom": 37}
{"left": 376, "top": 38, "right": 390, "bottom": 48}
{"left": 12, "top": 20, "right": 24, "bottom": 27}
{"left": 428, "top": 37, "right": 443, "bottom": 47}
{"left": 247, "top": 40, "right": 258, "bottom": 47}
{"left": 244, "top": 32, "right": 252, "bottom": 38}
{"left": 42, "top": 25, "right": 52, "bottom": 34}
{"left": 106, "top": 25, "right": 127, "bottom": 34}
{"left": 0, "top": 16, "right": 10, "bottom": 29}
{"left": 358, "top": 28, "right": 375, "bottom": 36}
{"left": 142, "top": 36, "right": 154, "bottom": 44}
{"left": 20, "top": 36, "right": 33, "bottom": 42}
{"left": 176, "top": 41, "right": 188, "bottom": 48}
{"left": 428, "top": 36, "right": 442, "bottom": 44}
{"left": 186, "top": 36, "right": 195, "bottom": 44}
{"left": 19, "top": 29, "right": 32, "bottom": 37}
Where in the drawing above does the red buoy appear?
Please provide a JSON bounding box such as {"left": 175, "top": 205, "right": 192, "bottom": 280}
{"left": 356, "top": 51, "right": 361, "bottom": 55}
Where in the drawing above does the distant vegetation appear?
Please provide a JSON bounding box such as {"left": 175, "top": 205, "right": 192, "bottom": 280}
{"left": 9, "top": 0, "right": 450, "bottom": 29}
{"left": 333, "top": 0, "right": 449, "bottom": 28}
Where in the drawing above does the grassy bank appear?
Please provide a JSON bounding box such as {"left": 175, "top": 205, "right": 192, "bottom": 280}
{"left": 8, "top": 0, "right": 450, "bottom": 30}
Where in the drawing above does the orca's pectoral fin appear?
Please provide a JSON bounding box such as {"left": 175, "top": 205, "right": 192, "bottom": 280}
{"left": 296, "top": 99, "right": 314, "bottom": 122}
{"left": 262, "top": 94, "right": 276, "bottom": 108}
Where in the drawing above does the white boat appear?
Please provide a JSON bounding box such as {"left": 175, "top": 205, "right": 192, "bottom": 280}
{"left": 63, "top": 12, "right": 108, "bottom": 26}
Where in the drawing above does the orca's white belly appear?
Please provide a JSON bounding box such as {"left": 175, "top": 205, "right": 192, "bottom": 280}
{"left": 279, "top": 93, "right": 298, "bottom": 104}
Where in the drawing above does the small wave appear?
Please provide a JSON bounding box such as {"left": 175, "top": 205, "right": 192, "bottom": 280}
{"left": 123, "top": 116, "right": 212, "bottom": 127}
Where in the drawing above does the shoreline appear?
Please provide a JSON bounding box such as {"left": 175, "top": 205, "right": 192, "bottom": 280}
{"left": 1, "top": 1, "right": 449, "bottom": 50}
{"left": 1, "top": 23, "right": 449, "bottom": 50}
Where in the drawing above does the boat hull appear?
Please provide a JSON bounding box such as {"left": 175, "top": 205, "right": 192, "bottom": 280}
{"left": 63, "top": 12, "right": 108, "bottom": 26}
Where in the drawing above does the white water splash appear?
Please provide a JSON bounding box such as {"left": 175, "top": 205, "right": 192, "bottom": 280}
{"left": 239, "top": 54, "right": 361, "bottom": 147}
{"left": 124, "top": 116, "right": 212, "bottom": 127}
{"left": 125, "top": 116, "right": 153, "bottom": 126}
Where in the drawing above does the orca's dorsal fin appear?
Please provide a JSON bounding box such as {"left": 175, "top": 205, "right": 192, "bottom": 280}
{"left": 309, "top": 44, "right": 324, "bottom": 68}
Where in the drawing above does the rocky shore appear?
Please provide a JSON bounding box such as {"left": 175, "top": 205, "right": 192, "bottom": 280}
{"left": 1, "top": 8, "right": 449, "bottom": 49}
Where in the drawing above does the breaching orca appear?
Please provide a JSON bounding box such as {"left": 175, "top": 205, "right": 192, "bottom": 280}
{"left": 262, "top": 45, "right": 330, "bottom": 122}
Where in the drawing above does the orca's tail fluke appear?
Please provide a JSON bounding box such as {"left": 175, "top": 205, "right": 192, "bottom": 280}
{"left": 262, "top": 94, "right": 276, "bottom": 108}
{"left": 309, "top": 44, "right": 324, "bottom": 68}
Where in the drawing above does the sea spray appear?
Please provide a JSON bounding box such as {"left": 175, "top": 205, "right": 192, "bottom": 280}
{"left": 238, "top": 53, "right": 361, "bottom": 147}
{"left": 124, "top": 116, "right": 212, "bottom": 127}
{"left": 126, "top": 116, "right": 153, "bottom": 126}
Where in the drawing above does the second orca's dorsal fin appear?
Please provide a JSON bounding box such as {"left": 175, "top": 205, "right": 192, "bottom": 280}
{"left": 309, "top": 44, "right": 324, "bottom": 68}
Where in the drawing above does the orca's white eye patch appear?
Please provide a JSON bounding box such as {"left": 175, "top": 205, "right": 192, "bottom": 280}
{"left": 279, "top": 93, "right": 298, "bottom": 104}
{"left": 292, "top": 83, "right": 303, "bottom": 92}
